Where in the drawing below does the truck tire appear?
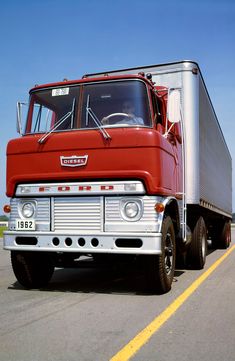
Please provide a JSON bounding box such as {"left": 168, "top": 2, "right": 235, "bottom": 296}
{"left": 145, "top": 216, "right": 176, "bottom": 294}
{"left": 188, "top": 217, "right": 207, "bottom": 269}
{"left": 219, "top": 221, "right": 231, "bottom": 249}
{"left": 11, "top": 251, "right": 55, "bottom": 289}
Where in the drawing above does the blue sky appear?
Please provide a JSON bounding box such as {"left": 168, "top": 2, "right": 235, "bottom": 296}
{"left": 0, "top": 0, "right": 235, "bottom": 211}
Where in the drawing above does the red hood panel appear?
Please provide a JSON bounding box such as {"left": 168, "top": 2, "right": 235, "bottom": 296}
{"left": 6, "top": 128, "right": 177, "bottom": 197}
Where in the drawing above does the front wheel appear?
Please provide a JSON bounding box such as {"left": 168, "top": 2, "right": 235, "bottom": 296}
{"left": 11, "top": 251, "right": 55, "bottom": 289}
{"left": 145, "top": 216, "right": 176, "bottom": 294}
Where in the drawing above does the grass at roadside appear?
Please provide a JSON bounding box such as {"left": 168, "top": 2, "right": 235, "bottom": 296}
{"left": 0, "top": 227, "right": 7, "bottom": 238}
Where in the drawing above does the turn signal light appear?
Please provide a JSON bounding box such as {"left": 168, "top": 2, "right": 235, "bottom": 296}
{"left": 3, "top": 205, "right": 11, "bottom": 213}
{"left": 154, "top": 203, "right": 165, "bottom": 213}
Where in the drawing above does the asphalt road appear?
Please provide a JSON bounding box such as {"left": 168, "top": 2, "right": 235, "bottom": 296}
{"left": 0, "top": 230, "right": 235, "bottom": 361}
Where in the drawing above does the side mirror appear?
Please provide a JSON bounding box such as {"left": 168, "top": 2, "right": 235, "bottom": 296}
{"left": 167, "top": 89, "right": 181, "bottom": 124}
{"left": 16, "top": 102, "right": 23, "bottom": 135}
{"left": 16, "top": 102, "right": 27, "bottom": 135}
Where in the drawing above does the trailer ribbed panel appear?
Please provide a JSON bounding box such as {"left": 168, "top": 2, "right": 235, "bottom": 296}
{"left": 199, "top": 78, "right": 232, "bottom": 214}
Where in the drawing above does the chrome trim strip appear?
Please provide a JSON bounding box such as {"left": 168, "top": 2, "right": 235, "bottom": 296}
{"left": 16, "top": 181, "right": 146, "bottom": 196}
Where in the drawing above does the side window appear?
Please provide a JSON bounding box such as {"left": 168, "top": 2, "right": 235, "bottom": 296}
{"left": 151, "top": 91, "right": 163, "bottom": 125}
{"left": 31, "top": 104, "right": 55, "bottom": 133}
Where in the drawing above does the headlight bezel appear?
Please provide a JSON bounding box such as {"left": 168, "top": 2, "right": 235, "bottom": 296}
{"left": 120, "top": 198, "right": 143, "bottom": 222}
{"left": 20, "top": 201, "right": 36, "bottom": 219}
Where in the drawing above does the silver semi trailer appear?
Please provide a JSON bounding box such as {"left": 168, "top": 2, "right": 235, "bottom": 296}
{"left": 86, "top": 61, "right": 232, "bottom": 216}
{"left": 85, "top": 60, "right": 232, "bottom": 263}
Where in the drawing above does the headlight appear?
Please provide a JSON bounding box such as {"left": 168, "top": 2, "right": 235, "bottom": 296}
{"left": 21, "top": 202, "right": 35, "bottom": 218}
{"left": 121, "top": 199, "right": 143, "bottom": 221}
{"left": 124, "top": 202, "right": 139, "bottom": 218}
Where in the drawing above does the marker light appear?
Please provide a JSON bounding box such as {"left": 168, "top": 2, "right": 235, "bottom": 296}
{"left": 124, "top": 183, "right": 136, "bottom": 192}
{"left": 20, "top": 186, "right": 31, "bottom": 194}
{"left": 3, "top": 205, "right": 11, "bottom": 213}
{"left": 155, "top": 203, "right": 165, "bottom": 213}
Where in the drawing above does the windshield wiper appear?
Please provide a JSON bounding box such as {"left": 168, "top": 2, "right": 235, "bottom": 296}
{"left": 86, "top": 95, "right": 111, "bottom": 141}
{"left": 38, "top": 98, "right": 76, "bottom": 144}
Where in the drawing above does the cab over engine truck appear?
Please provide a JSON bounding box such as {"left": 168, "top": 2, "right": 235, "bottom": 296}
{"left": 3, "top": 61, "right": 232, "bottom": 293}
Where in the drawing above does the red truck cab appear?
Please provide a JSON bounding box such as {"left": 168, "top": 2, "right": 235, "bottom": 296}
{"left": 7, "top": 75, "right": 182, "bottom": 197}
{"left": 4, "top": 71, "right": 184, "bottom": 293}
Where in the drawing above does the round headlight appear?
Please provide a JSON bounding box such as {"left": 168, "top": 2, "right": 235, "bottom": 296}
{"left": 22, "top": 202, "right": 35, "bottom": 218}
{"left": 124, "top": 202, "right": 140, "bottom": 219}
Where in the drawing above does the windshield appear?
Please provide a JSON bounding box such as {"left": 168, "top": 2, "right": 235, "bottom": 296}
{"left": 25, "top": 80, "right": 151, "bottom": 134}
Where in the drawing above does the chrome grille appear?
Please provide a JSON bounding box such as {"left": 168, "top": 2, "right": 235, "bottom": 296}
{"left": 9, "top": 199, "right": 19, "bottom": 222}
{"left": 53, "top": 197, "right": 103, "bottom": 232}
{"left": 105, "top": 196, "right": 159, "bottom": 232}
{"left": 9, "top": 198, "right": 50, "bottom": 231}
{"left": 105, "top": 196, "right": 159, "bottom": 222}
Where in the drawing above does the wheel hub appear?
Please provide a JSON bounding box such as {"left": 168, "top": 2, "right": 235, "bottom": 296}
{"left": 165, "top": 233, "right": 174, "bottom": 275}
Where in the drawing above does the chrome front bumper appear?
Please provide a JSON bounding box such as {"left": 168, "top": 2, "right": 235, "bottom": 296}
{"left": 3, "top": 231, "right": 162, "bottom": 255}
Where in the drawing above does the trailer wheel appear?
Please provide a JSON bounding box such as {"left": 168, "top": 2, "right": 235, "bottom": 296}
{"left": 219, "top": 221, "right": 231, "bottom": 249}
{"left": 145, "top": 216, "right": 176, "bottom": 294}
{"left": 188, "top": 217, "right": 207, "bottom": 269}
{"left": 11, "top": 251, "right": 55, "bottom": 289}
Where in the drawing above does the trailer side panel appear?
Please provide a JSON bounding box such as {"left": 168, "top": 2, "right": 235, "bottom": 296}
{"left": 199, "top": 76, "right": 232, "bottom": 215}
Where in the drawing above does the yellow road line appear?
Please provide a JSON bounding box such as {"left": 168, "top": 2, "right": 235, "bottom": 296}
{"left": 110, "top": 244, "right": 235, "bottom": 361}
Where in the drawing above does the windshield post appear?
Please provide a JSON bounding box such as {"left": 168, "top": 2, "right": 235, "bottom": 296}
{"left": 85, "top": 94, "right": 90, "bottom": 127}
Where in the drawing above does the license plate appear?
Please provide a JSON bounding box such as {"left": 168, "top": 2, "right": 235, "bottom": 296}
{"left": 16, "top": 219, "right": 36, "bottom": 231}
